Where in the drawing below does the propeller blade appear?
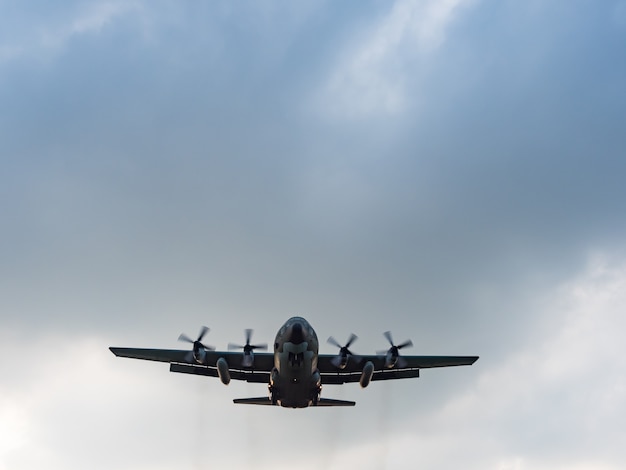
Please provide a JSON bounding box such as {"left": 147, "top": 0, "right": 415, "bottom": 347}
{"left": 345, "top": 333, "right": 358, "bottom": 348}
{"left": 384, "top": 331, "right": 394, "bottom": 346}
{"left": 197, "top": 326, "right": 209, "bottom": 342}
{"left": 179, "top": 327, "right": 214, "bottom": 350}
{"left": 397, "top": 339, "right": 413, "bottom": 350}
{"left": 229, "top": 329, "right": 267, "bottom": 366}
{"left": 327, "top": 336, "right": 342, "bottom": 348}
{"left": 178, "top": 333, "right": 194, "bottom": 344}
{"left": 228, "top": 328, "right": 267, "bottom": 353}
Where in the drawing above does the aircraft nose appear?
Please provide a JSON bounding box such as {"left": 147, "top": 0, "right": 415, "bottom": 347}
{"left": 289, "top": 321, "right": 305, "bottom": 344}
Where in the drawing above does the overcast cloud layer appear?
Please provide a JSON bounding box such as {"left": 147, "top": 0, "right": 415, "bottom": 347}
{"left": 1, "top": 1, "right": 625, "bottom": 469}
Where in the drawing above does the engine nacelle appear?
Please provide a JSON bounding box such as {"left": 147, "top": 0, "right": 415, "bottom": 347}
{"left": 242, "top": 352, "right": 253, "bottom": 368}
{"left": 359, "top": 361, "right": 374, "bottom": 388}
{"left": 216, "top": 357, "right": 231, "bottom": 385}
{"left": 337, "top": 354, "right": 348, "bottom": 369}
{"left": 193, "top": 347, "right": 207, "bottom": 365}
{"left": 385, "top": 351, "right": 398, "bottom": 369}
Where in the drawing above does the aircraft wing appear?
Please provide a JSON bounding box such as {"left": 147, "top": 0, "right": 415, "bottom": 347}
{"left": 109, "top": 347, "right": 273, "bottom": 384}
{"left": 317, "top": 354, "right": 479, "bottom": 385}
{"left": 109, "top": 347, "right": 189, "bottom": 363}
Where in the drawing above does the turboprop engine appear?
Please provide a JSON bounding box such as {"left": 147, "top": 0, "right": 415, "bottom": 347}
{"left": 193, "top": 346, "right": 206, "bottom": 364}
{"left": 378, "top": 331, "right": 413, "bottom": 369}
{"left": 227, "top": 329, "right": 268, "bottom": 368}
{"left": 327, "top": 334, "right": 359, "bottom": 369}
{"left": 178, "top": 326, "right": 214, "bottom": 364}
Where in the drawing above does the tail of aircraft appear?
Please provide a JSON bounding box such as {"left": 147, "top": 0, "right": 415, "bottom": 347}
{"left": 315, "top": 398, "right": 356, "bottom": 406}
{"left": 233, "top": 397, "right": 356, "bottom": 407}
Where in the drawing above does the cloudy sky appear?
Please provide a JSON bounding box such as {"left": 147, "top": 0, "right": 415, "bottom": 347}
{"left": 1, "top": 1, "right": 625, "bottom": 469}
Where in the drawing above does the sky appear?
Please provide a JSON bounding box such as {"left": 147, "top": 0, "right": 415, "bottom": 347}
{"left": 1, "top": 0, "right": 626, "bottom": 468}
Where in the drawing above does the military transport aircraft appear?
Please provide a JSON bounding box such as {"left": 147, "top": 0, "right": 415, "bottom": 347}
{"left": 110, "top": 316, "right": 478, "bottom": 408}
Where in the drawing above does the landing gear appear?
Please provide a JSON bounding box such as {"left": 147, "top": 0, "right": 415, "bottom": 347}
{"left": 311, "top": 385, "right": 322, "bottom": 406}
{"left": 268, "top": 384, "right": 279, "bottom": 405}
{"left": 288, "top": 351, "right": 304, "bottom": 367}
{"left": 269, "top": 368, "right": 280, "bottom": 405}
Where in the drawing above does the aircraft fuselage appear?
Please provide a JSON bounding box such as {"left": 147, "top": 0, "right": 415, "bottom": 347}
{"left": 270, "top": 316, "right": 322, "bottom": 408}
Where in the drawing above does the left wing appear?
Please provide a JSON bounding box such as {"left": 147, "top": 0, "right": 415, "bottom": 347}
{"left": 317, "top": 354, "right": 479, "bottom": 385}
{"left": 109, "top": 347, "right": 273, "bottom": 384}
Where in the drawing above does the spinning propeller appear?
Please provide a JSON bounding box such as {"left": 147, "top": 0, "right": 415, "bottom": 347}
{"left": 228, "top": 329, "right": 267, "bottom": 368}
{"left": 178, "top": 326, "right": 214, "bottom": 364}
{"left": 378, "top": 331, "right": 413, "bottom": 368}
{"left": 328, "top": 333, "right": 359, "bottom": 369}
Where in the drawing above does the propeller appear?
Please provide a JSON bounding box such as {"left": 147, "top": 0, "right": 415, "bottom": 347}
{"left": 328, "top": 333, "right": 359, "bottom": 369}
{"left": 377, "top": 331, "right": 413, "bottom": 368}
{"left": 228, "top": 329, "right": 267, "bottom": 368}
{"left": 178, "top": 326, "right": 214, "bottom": 364}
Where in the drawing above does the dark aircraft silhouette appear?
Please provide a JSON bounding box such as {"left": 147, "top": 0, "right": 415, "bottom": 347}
{"left": 110, "top": 316, "right": 478, "bottom": 408}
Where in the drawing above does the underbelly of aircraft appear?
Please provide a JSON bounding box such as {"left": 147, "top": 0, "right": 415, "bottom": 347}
{"left": 274, "top": 343, "right": 320, "bottom": 408}
{"left": 275, "top": 378, "right": 317, "bottom": 408}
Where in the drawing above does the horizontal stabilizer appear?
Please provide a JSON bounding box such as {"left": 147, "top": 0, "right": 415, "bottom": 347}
{"left": 316, "top": 398, "right": 356, "bottom": 406}
{"left": 233, "top": 397, "right": 274, "bottom": 405}
{"left": 233, "top": 397, "right": 356, "bottom": 407}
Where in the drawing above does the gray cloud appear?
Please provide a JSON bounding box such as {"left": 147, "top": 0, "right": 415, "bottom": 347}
{"left": 1, "top": 1, "right": 625, "bottom": 468}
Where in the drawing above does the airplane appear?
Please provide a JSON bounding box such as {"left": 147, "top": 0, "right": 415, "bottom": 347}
{"left": 110, "top": 316, "right": 478, "bottom": 408}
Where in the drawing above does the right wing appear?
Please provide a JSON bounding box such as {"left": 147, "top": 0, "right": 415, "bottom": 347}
{"left": 317, "top": 354, "right": 479, "bottom": 384}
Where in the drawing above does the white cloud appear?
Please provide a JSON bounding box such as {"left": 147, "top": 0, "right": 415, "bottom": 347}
{"left": 2, "top": 254, "right": 626, "bottom": 469}
{"left": 314, "top": 0, "right": 472, "bottom": 119}
{"left": 44, "top": 1, "right": 141, "bottom": 48}
{"left": 317, "top": 253, "right": 626, "bottom": 469}
{"left": 0, "top": 401, "right": 28, "bottom": 463}
{"left": 0, "top": 1, "right": 142, "bottom": 65}
{"left": 0, "top": 333, "right": 205, "bottom": 469}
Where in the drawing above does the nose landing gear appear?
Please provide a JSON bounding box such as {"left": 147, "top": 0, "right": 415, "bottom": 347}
{"left": 288, "top": 352, "right": 304, "bottom": 367}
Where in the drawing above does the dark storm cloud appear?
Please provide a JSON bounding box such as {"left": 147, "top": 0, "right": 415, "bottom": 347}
{"left": 1, "top": 0, "right": 624, "bottom": 342}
